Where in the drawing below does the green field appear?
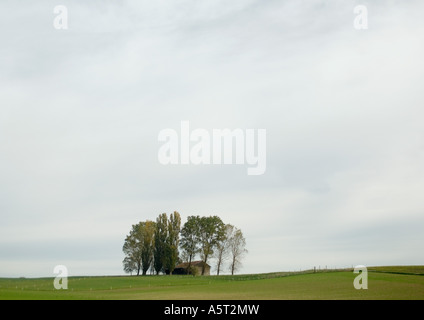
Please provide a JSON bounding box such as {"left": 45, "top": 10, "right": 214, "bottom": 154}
{"left": 1, "top": 266, "right": 423, "bottom": 300}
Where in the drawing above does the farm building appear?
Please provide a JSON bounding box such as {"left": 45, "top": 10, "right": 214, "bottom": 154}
{"left": 174, "top": 261, "right": 211, "bottom": 276}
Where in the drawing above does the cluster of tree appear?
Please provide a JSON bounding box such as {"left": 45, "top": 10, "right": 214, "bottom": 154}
{"left": 122, "top": 211, "right": 180, "bottom": 276}
{"left": 122, "top": 212, "right": 247, "bottom": 276}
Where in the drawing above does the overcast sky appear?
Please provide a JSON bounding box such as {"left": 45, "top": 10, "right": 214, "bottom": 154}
{"left": 1, "top": 0, "right": 423, "bottom": 277}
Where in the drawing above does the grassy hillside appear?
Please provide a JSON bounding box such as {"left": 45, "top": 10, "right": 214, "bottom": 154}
{"left": 1, "top": 266, "right": 423, "bottom": 300}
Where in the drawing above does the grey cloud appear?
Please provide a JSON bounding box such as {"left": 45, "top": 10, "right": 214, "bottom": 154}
{"left": 1, "top": 0, "right": 423, "bottom": 276}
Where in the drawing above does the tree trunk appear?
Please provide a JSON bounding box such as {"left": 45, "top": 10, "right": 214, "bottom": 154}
{"left": 217, "top": 253, "right": 222, "bottom": 275}
{"left": 202, "top": 255, "right": 208, "bottom": 275}
{"left": 187, "top": 254, "right": 193, "bottom": 274}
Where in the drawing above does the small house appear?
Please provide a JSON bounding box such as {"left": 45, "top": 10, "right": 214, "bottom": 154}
{"left": 173, "top": 260, "right": 211, "bottom": 276}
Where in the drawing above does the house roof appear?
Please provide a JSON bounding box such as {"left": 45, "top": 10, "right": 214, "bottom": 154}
{"left": 175, "top": 260, "right": 210, "bottom": 269}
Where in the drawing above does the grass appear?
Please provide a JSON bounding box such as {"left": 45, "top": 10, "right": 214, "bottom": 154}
{"left": 1, "top": 266, "right": 423, "bottom": 300}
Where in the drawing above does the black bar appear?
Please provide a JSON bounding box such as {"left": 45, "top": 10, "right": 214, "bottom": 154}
{"left": 1, "top": 299, "right": 420, "bottom": 319}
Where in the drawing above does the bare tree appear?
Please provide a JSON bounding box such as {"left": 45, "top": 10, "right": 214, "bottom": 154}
{"left": 215, "top": 224, "right": 233, "bottom": 275}
{"left": 228, "top": 227, "right": 247, "bottom": 275}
